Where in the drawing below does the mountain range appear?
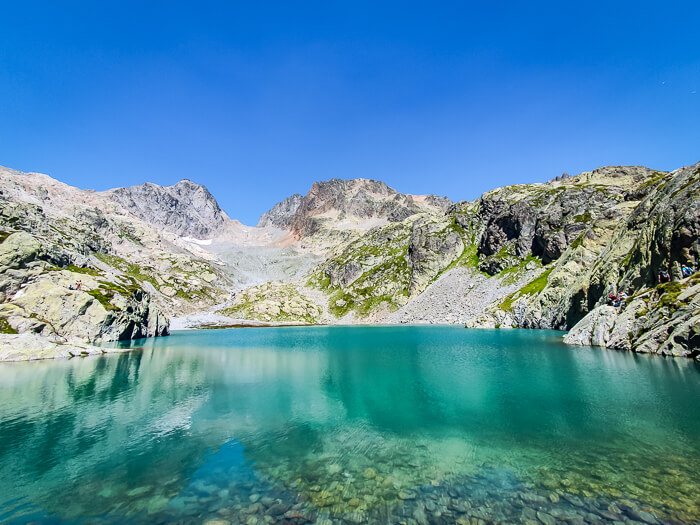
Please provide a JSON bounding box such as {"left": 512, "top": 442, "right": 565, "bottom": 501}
{"left": 0, "top": 161, "right": 698, "bottom": 361}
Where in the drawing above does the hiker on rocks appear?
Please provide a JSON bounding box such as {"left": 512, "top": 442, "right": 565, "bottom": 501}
{"left": 682, "top": 265, "right": 694, "bottom": 277}
{"left": 608, "top": 293, "right": 619, "bottom": 306}
{"left": 76, "top": 280, "right": 83, "bottom": 291}
{"left": 657, "top": 269, "right": 671, "bottom": 283}
{"left": 614, "top": 292, "right": 628, "bottom": 307}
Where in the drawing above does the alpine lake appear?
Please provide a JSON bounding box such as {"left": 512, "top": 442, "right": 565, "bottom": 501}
{"left": 1, "top": 326, "right": 699, "bottom": 524}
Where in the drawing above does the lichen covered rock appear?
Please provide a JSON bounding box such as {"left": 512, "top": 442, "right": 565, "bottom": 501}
{"left": 0, "top": 231, "right": 169, "bottom": 349}
{"left": 221, "top": 282, "right": 321, "bottom": 324}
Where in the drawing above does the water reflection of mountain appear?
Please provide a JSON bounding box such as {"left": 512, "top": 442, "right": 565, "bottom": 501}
{"left": 1, "top": 327, "right": 699, "bottom": 520}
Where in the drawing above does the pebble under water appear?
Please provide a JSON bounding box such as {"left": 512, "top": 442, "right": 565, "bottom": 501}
{"left": 0, "top": 326, "right": 699, "bottom": 524}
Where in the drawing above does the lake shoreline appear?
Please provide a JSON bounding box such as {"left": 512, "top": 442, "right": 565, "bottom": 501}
{"left": 4, "top": 321, "right": 700, "bottom": 363}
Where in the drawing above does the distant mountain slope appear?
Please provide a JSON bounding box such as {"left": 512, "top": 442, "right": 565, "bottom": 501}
{"left": 258, "top": 193, "right": 303, "bottom": 229}
{"left": 258, "top": 179, "right": 452, "bottom": 246}
{"left": 2, "top": 161, "right": 699, "bottom": 360}
{"left": 103, "top": 180, "right": 229, "bottom": 239}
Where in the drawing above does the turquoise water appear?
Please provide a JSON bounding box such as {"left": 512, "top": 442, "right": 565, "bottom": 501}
{"left": 1, "top": 326, "right": 699, "bottom": 524}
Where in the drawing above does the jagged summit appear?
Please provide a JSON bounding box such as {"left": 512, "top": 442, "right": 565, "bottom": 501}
{"left": 259, "top": 178, "right": 452, "bottom": 239}
{"left": 258, "top": 193, "right": 304, "bottom": 229}
{"left": 103, "top": 179, "right": 229, "bottom": 239}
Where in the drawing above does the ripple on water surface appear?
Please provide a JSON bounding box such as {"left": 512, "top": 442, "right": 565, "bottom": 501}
{"left": 0, "top": 326, "right": 699, "bottom": 523}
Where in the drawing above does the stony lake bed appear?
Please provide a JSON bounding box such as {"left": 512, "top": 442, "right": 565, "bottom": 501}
{"left": 1, "top": 326, "right": 699, "bottom": 524}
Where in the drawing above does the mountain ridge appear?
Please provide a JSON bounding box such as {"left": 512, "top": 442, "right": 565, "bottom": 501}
{"left": 1, "top": 161, "right": 698, "bottom": 360}
{"left": 103, "top": 179, "right": 230, "bottom": 240}
{"left": 259, "top": 178, "right": 452, "bottom": 241}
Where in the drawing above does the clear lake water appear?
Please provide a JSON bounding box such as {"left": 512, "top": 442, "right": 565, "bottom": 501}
{"left": 1, "top": 326, "right": 699, "bottom": 524}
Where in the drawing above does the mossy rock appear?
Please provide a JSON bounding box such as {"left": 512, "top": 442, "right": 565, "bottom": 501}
{"left": 87, "top": 290, "right": 120, "bottom": 311}
{"left": 65, "top": 264, "right": 102, "bottom": 276}
{"left": 498, "top": 268, "right": 552, "bottom": 312}
{"left": 0, "top": 317, "right": 18, "bottom": 334}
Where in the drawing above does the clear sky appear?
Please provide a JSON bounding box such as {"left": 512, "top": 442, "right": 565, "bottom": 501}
{"left": 1, "top": 1, "right": 698, "bottom": 225}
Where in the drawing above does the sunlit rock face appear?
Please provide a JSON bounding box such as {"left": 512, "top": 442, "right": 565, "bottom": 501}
{"left": 104, "top": 179, "right": 229, "bottom": 239}
{"left": 259, "top": 178, "right": 451, "bottom": 246}
{"left": 0, "top": 230, "right": 168, "bottom": 350}
{"left": 0, "top": 166, "right": 237, "bottom": 357}
{"left": 466, "top": 163, "right": 700, "bottom": 357}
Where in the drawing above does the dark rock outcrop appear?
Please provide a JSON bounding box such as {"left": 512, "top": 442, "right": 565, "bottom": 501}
{"left": 474, "top": 166, "right": 657, "bottom": 272}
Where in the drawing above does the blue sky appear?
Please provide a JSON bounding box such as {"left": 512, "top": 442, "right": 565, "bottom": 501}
{"left": 1, "top": 1, "right": 698, "bottom": 225}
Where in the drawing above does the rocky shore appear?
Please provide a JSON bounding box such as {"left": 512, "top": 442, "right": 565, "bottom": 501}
{"left": 0, "top": 333, "right": 130, "bottom": 361}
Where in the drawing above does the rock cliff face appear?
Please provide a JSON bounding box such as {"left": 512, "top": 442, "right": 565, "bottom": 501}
{"left": 302, "top": 196, "right": 540, "bottom": 324}
{"left": 463, "top": 163, "right": 700, "bottom": 357}
{"left": 0, "top": 231, "right": 168, "bottom": 345}
{"left": 105, "top": 180, "right": 229, "bottom": 239}
{"left": 561, "top": 164, "right": 700, "bottom": 357}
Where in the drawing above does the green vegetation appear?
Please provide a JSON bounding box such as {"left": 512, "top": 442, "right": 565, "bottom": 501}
{"left": 87, "top": 290, "right": 120, "bottom": 311}
{"left": 222, "top": 283, "right": 321, "bottom": 324}
{"left": 498, "top": 267, "right": 553, "bottom": 312}
{"left": 0, "top": 230, "right": 12, "bottom": 243}
{"left": 118, "top": 227, "right": 144, "bottom": 246}
{"left": 86, "top": 276, "right": 146, "bottom": 312}
{"left": 456, "top": 243, "right": 480, "bottom": 269}
{"left": 639, "top": 170, "right": 670, "bottom": 190}
{"left": 95, "top": 253, "right": 159, "bottom": 288}
{"left": 66, "top": 264, "right": 102, "bottom": 276}
{"left": 670, "top": 177, "right": 700, "bottom": 200}
{"left": 307, "top": 221, "right": 415, "bottom": 317}
{"left": 496, "top": 255, "right": 542, "bottom": 285}
{"left": 519, "top": 268, "right": 553, "bottom": 295}
{"left": 499, "top": 294, "right": 516, "bottom": 312}
{"left": 426, "top": 219, "right": 484, "bottom": 282}
{"left": 0, "top": 317, "right": 18, "bottom": 334}
{"left": 655, "top": 281, "right": 691, "bottom": 312}
{"left": 532, "top": 185, "right": 567, "bottom": 207}
{"left": 307, "top": 272, "right": 331, "bottom": 290}
{"left": 635, "top": 307, "right": 649, "bottom": 318}
{"left": 570, "top": 232, "right": 586, "bottom": 250}
{"left": 97, "top": 279, "right": 140, "bottom": 297}
{"left": 94, "top": 252, "right": 224, "bottom": 308}
{"left": 327, "top": 290, "right": 354, "bottom": 317}
{"left": 573, "top": 211, "right": 593, "bottom": 223}
{"left": 620, "top": 249, "right": 634, "bottom": 267}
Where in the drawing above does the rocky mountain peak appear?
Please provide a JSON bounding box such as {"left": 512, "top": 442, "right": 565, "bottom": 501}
{"left": 257, "top": 193, "right": 304, "bottom": 229}
{"left": 259, "top": 178, "right": 452, "bottom": 239}
{"left": 104, "top": 180, "right": 229, "bottom": 239}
